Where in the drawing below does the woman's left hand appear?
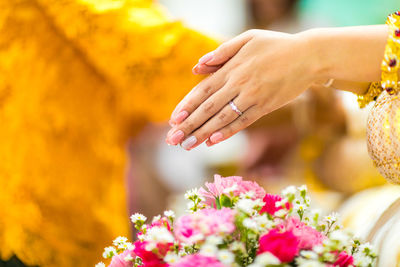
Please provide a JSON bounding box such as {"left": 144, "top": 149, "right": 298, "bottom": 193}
{"left": 165, "top": 29, "right": 324, "bottom": 150}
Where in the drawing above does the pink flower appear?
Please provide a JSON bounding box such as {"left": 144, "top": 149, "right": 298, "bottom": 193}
{"left": 199, "top": 174, "right": 265, "bottom": 206}
{"left": 174, "top": 208, "right": 236, "bottom": 244}
{"left": 258, "top": 229, "right": 300, "bottom": 263}
{"left": 151, "top": 217, "right": 172, "bottom": 231}
{"left": 260, "top": 194, "right": 291, "bottom": 216}
{"left": 333, "top": 252, "right": 354, "bottom": 267}
{"left": 280, "top": 217, "right": 326, "bottom": 250}
{"left": 171, "top": 254, "right": 227, "bottom": 267}
{"left": 133, "top": 241, "right": 169, "bottom": 267}
{"left": 109, "top": 250, "right": 135, "bottom": 267}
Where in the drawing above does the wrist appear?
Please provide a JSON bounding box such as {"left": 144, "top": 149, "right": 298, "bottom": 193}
{"left": 295, "top": 28, "right": 331, "bottom": 84}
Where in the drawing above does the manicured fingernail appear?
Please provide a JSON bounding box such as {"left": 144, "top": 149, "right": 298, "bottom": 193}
{"left": 169, "top": 120, "right": 176, "bottom": 127}
{"left": 181, "top": 136, "right": 197, "bottom": 150}
{"left": 198, "top": 52, "right": 214, "bottom": 65}
{"left": 169, "top": 130, "right": 184, "bottom": 145}
{"left": 172, "top": 111, "right": 189, "bottom": 124}
{"left": 210, "top": 132, "right": 224, "bottom": 144}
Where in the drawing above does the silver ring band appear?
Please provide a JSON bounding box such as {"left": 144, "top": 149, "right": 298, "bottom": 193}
{"left": 229, "top": 100, "right": 243, "bottom": 116}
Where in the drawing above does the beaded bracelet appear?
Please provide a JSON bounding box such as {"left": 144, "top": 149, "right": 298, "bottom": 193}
{"left": 357, "top": 11, "right": 400, "bottom": 108}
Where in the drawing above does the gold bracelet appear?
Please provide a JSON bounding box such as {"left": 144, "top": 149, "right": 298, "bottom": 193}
{"left": 357, "top": 11, "right": 400, "bottom": 108}
{"left": 381, "top": 11, "right": 400, "bottom": 94}
{"left": 357, "top": 82, "right": 383, "bottom": 108}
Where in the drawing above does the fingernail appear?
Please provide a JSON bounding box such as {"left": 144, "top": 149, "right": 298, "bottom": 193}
{"left": 169, "top": 130, "right": 184, "bottom": 145}
{"left": 181, "top": 136, "right": 197, "bottom": 150}
{"left": 168, "top": 120, "right": 176, "bottom": 127}
{"left": 192, "top": 64, "right": 199, "bottom": 74}
{"left": 172, "top": 111, "right": 189, "bottom": 124}
{"left": 198, "top": 52, "right": 214, "bottom": 65}
{"left": 210, "top": 132, "right": 224, "bottom": 144}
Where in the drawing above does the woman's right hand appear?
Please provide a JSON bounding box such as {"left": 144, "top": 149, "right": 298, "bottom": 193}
{"left": 166, "top": 29, "right": 325, "bottom": 149}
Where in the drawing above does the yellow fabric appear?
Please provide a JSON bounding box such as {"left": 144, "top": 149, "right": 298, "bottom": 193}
{"left": 0, "top": 0, "right": 217, "bottom": 266}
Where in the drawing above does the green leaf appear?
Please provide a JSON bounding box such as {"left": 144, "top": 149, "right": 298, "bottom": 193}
{"left": 220, "top": 194, "right": 233, "bottom": 208}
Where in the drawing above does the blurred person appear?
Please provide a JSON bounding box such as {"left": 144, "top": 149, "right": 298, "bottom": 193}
{"left": 0, "top": 0, "right": 216, "bottom": 266}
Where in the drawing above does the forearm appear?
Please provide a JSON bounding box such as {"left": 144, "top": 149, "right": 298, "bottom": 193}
{"left": 300, "top": 25, "right": 391, "bottom": 94}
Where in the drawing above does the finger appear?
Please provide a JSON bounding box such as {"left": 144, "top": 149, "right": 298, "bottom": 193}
{"left": 192, "top": 64, "right": 222, "bottom": 75}
{"left": 169, "top": 72, "right": 227, "bottom": 125}
{"left": 180, "top": 95, "right": 253, "bottom": 150}
{"left": 208, "top": 106, "right": 260, "bottom": 147}
{"left": 196, "top": 30, "right": 254, "bottom": 67}
{"left": 167, "top": 83, "right": 239, "bottom": 146}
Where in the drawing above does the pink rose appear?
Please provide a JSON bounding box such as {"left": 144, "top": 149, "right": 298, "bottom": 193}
{"left": 171, "top": 254, "right": 227, "bottom": 267}
{"left": 280, "top": 217, "right": 326, "bottom": 250}
{"left": 133, "top": 241, "right": 169, "bottom": 267}
{"left": 260, "top": 194, "right": 291, "bottom": 216}
{"left": 199, "top": 175, "right": 265, "bottom": 207}
{"left": 258, "top": 229, "right": 300, "bottom": 263}
{"left": 333, "top": 252, "right": 354, "bottom": 267}
{"left": 109, "top": 250, "right": 134, "bottom": 267}
{"left": 174, "top": 208, "right": 236, "bottom": 244}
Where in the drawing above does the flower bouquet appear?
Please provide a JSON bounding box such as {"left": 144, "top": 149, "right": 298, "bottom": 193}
{"left": 97, "top": 175, "right": 377, "bottom": 267}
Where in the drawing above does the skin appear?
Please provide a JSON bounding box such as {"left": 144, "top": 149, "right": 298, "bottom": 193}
{"left": 165, "top": 25, "right": 393, "bottom": 150}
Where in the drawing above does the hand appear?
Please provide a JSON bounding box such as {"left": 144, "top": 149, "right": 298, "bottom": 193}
{"left": 165, "top": 29, "right": 323, "bottom": 150}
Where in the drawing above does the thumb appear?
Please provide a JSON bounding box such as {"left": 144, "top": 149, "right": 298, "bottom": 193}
{"left": 198, "top": 30, "right": 255, "bottom": 66}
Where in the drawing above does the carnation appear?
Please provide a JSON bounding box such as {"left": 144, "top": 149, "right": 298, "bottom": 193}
{"left": 260, "top": 194, "right": 291, "bottom": 216}
{"left": 198, "top": 175, "right": 265, "bottom": 207}
{"left": 258, "top": 229, "right": 300, "bottom": 263}
{"left": 109, "top": 250, "right": 134, "bottom": 267}
{"left": 174, "top": 208, "right": 236, "bottom": 244}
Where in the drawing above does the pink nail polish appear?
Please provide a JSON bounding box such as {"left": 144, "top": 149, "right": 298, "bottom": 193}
{"left": 210, "top": 132, "right": 224, "bottom": 144}
{"left": 181, "top": 136, "right": 197, "bottom": 150}
{"left": 169, "top": 130, "right": 184, "bottom": 145}
{"left": 173, "top": 111, "right": 189, "bottom": 124}
{"left": 198, "top": 52, "right": 214, "bottom": 65}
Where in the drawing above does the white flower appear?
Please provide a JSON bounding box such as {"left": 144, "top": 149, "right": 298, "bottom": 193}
{"left": 254, "top": 214, "right": 273, "bottom": 231}
{"left": 200, "top": 244, "right": 218, "bottom": 256}
{"left": 222, "top": 184, "right": 238, "bottom": 195}
{"left": 124, "top": 255, "right": 134, "bottom": 262}
{"left": 130, "top": 213, "right": 147, "bottom": 224}
{"left": 275, "top": 198, "right": 288, "bottom": 208}
{"left": 95, "top": 262, "right": 106, "bottom": 267}
{"left": 152, "top": 215, "right": 161, "bottom": 223}
{"left": 184, "top": 188, "right": 199, "bottom": 199}
{"left": 329, "top": 230, "right": 350, "bottom": 245}
{"left": 312, "top": 245, "right": 324, "bottom": 254}
{"left": 243, "top": 218, "right": 258, "bottom": 231}
{"left": 113, "top": 236, "right": 128, "bottom": 246}
{"left": 230, "top": 241, "right": 246, "bottom": 252}
{"left": 282, "top": 185, "right": 296, "bottom": 196}
{"left": 353, "top": 253, "right": 373, "bottom": 266}
{"left": 240, "top": 191, "right": 255, "bottom": 199}
{"left": 217, "top": 250, "right": 235, "bottom": 265}
{"left": 324, "top": 212, "right": 339, "bottom": 224}
{"left": 186, "top": 201, "right": 195, "bottom": 210}
{"left": 164, "top": 252, "right": 180, "bottom": 264}
{"left": 298, "top": 185, "right": 308, "bottom": 193}
{"left": 300, "top": 250, "right": 318, "bottom": 260}
{"left": 236, "top": 198, "right": 264, "bottom": 214}
{"left": 359, "top": 243, "right": 375, "bottom": 255}
{"left": 205, "top": 236, "right": 223, "bottom": 245}
{"left": 118, "top": 241, "right": 134, "bottom": 250}
{"left": 102, "top": 246, "right": 117, "bottom": 259}
{"left": 164, "top": 210, "right": 175, "bottom": 218}
{"left": 144, "top": 226, "right": 174, "bottom": 244}
{"left": 296, "top": 258, "right": 325, "bottom": 267}
{"left": 253, "top": 252, "right": 281, "bottom": 265}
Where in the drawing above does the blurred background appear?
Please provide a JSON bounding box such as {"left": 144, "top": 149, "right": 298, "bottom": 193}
{"left": 0, "top": 0, "right": 399, "bottom": 266}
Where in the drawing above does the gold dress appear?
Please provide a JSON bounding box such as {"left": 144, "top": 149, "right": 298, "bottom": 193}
{"left": 0, "top": 0, "right": 216, "bottom": 266}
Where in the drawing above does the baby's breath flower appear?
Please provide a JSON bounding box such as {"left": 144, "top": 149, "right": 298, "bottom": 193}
{"left": 243, "top": 218, "right": 258, "bottom": 231}
{"left": 222, "top": 184, "right": 238, "bottom": 195}
{"left": 95, "top": 262, "right": 106, "bottom": 267}
{"left": 164, "top": 252, "right": 180, "bottom": 264}
{"left": 144, "top": 226, "right": 174, "bottom": 244}
{"left": 240, "top": 191, "right": 256, "bottom": 199}
{"left": 252, "top": 252, "right": 281, "bottom": 265}
{"left": 217, "top": 250, "right": 235, "bottom": 265}
{"left": 274, "top": 209, "right": 288, "bottom": 218}
{"left": 324, "top": 212, "right": 339, "bottom": 224}
{"left": 164, "top": 210, "right": 175, "bottom": 218}
{"left": 130, "top": 213, "right": 147, "bottom": 224}
{"left": 152, "top": 215, "right": 161, "bottom": 223}
{"left": 102, "top": 246, "right": 117, "bottom": 259}
{"left": 113, "top": 236, "right": 128, "bottom": 248}
{"left": 184, "top": 188, "right": 199, "bottom": 200}
{"left": 282, "top": 185, "right": 296, "bottom": 196}
{"left": 200, "top": 243, "right": 218, "bottom": 256}
{"left": 300, "top": 250, "right": 318, "bottom": 260}
{"left": 205, "top": 236, "right": 223, "bottom": 245}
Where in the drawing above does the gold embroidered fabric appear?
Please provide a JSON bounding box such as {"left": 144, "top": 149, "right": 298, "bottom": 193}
{"left": 0, "top": 0, "right": 216, "bottom": 266}
{"left": 367, "top": 90, "right": 400, "bottom": 184}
